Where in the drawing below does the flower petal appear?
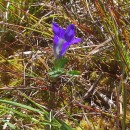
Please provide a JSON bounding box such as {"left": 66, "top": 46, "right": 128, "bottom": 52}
{"left": 53, "top": 36, "right": 66, "bottom": 59}
{"left": 53, "top": 35, "right": 59, "bottom": 47}
{"left": 70, "top": 38, "right": 81, "bottom": 45}
{"left": 52, "top": 22, "right": 61, "bottom": 37}
{"left": 60, "top": 42, "right": 70, "bottom": 57}
{"left": 60, "top": 28, "right": 65, "bottom": 38}
{"left": 53, "top": 35, "right": 59, "bottom": 58}
{"left": 52, "top": 22, "right": 65, "bottom": 38}
{"left": 64, "top": 24, "right": 75, "bottom": 42}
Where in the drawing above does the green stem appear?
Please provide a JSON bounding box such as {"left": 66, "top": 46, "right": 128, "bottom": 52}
{"left": 122, "top": 81, "right": 127, "bottom": 130}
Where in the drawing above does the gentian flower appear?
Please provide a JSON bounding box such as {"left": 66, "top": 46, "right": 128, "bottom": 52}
{"left": 52, "top": 22, "right": 81, "bottom": 59}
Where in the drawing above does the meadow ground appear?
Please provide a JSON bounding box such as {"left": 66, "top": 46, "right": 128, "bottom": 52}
{"left": 0, "top": 0, "right": 130, "bottom": 129}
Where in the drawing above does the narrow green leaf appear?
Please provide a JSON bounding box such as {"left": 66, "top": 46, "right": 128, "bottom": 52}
{"left": 68, "top": 70, "right": 80, "bottom": 76}
{"left": 54, "top": 57, "right": 68, "bottom": 69}
{"left": 49, "top": 68, "right": 64, "bottom": 78}
{"left": 0, "top": 99, "right": 45, "bottom": 115}
{"left": 60, "top": 122, "right": 72, "bottom": 130}
{"left": 2, "top": 121, "right": 16, "bottom": 130}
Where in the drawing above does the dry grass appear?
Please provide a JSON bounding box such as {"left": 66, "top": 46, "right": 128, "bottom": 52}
{"left": 0, "top": 0, "right": 130, "bottom": 129}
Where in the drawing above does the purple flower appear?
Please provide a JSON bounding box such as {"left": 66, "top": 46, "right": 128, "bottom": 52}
{"left": 52, "top": 22, "right": 81, "bottom": 59}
